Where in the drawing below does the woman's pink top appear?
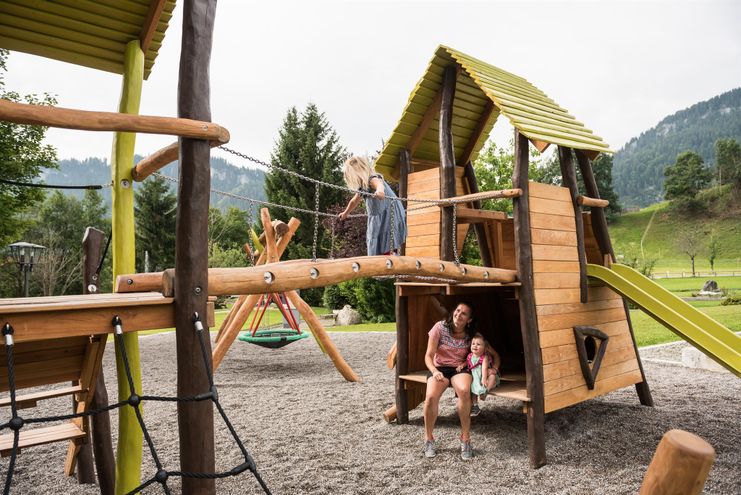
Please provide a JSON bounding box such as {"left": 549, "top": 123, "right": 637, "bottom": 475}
{"left": 428, "top": 321, "right": 470, "bottom": 367}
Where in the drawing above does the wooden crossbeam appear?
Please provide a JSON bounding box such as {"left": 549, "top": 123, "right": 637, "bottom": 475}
{"left": 0, "top": 99, "right": 230, "bottom": 143}
{"left": 132, "top": 140, "right": 220, "bottom": 181}
{"left": 435, "top": 188, "right": 522, "bottom": 206}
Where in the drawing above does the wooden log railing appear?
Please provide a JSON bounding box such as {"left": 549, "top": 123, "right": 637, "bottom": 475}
{"left": 132, "top": 140, "right": 221, "bottom": 181}
{"left": 434, "top": 188, "right": 522, "bottom": 206}
{"left": 577, "top": 195, "right": 610, "bottom": 208}
{"left": 161, "top": 257, "right": 517, "bottom": 297}
{"left": 0, "top": 99, "right": 230, "bottom": 143}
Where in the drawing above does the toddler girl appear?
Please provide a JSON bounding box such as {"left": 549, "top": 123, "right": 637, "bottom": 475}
{"left": 458, "top": 333, "right": 501, "bottom": 416}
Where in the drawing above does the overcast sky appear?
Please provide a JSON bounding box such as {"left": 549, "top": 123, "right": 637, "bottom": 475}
{"left": 5, "top": 0, "right": 741, "bottom": 167}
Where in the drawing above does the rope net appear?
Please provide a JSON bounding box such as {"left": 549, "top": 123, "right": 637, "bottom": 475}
{"left": 0, "top": 318, "right": 271, "bottom": 495}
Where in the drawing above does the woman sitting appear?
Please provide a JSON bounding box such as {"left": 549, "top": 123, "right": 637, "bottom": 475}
{"left": 422, "top": 301, "right": 477, "bottom": 460}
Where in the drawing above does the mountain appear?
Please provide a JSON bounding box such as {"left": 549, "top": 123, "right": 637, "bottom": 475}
{"left": 41, "top": 155, "right": 267, "bottom": 213}
{"left": 613, "top": 87, "right": 741, "bottom": 209}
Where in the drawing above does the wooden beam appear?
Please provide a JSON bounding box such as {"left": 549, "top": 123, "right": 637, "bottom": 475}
{"left": 140, "top": 0, "right": 168, "bottom": 54}
{"left": 175, "top": 0, "right": 217, "bottom": 491}
{"left": 407, "top": 88, "right": 443, "bottom": 157}
{"left": 639, "top": 429, "right": 715, "bottom": 495}
{"left": 0, "top": 99, "right": 230, "bottom": 143}
{"left": 462, "top": 162, "right": 493, "bottom": 267}
{"left": 435, "top": 188, "right": 522, "bottom": 206}
{"left": 577, "top": 195, "right": 609, "bottom": 208}
{"left": 530, "top": 139, "right": 550, "bottom": 153}
{"left": 204, "top": 256, "right": 517, "bottom": 295}
{"left": 558, "top": 146, "right": 588, "bottom": 304}
{"left": 513, "top": 129, "right": 546, "bottom": 468}
{"left": 398, "top": 149, "right": 411, "bottom": 255}
{"left": 439, "top": 64, "right": 457, "bottom": 261}
{"left": 395, "top": 290, "right": 409, "bottom": 423}
{"left": 458, "top": 101, "right": 496, "bottom": 166}
{"left": 115, "top": 271, "right": 165, "bottom": 293}
{"left": 454, "top": 207, "right": 508, "bottom": 223}
{"left": 132, "top": 140, "right": 220, "bottom": 181}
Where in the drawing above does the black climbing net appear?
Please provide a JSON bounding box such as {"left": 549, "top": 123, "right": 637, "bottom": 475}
{"left": 0, "top": 315, "right": 271, "bottom": 495}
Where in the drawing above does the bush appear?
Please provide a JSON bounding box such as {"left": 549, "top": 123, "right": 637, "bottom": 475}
{"left": 721, "top": 293, "right": 741, "bottom": 306}
{"left": 323, "top": 283, "right": 356, "bottom": 310}
{"left": 300, "top": 287, "right": 325, "bottom": 307}
{"left": 324, "top": 278, "right": 396, "bottom": 322}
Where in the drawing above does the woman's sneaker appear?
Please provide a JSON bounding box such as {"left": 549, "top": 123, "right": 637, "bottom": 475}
{"left": 470, "top": 403, "right": 481, "bottom": 417}
{"left": 460, "top": 440, "right": 474, "bottom": 460}
{"left": 424, "top": 440, "right": 436, "bottom": 458}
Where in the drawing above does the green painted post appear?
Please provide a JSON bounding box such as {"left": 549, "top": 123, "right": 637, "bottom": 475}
{"left": 111, "top": 39, "right": 144, "bottom": 494}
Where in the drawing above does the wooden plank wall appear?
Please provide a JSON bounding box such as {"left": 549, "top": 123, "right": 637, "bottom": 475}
{"left": 406, "top": 166, "right": 469, "bottom": 259}
{"left": 528, "top": 181, "right": 642, "bottom": 413}
{"left": 0, "top": 336, "right": 89, "bottom": 391}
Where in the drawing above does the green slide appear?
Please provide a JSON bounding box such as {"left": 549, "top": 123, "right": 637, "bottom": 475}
{"left": 586, "top": 263, "right": 741, "bottom": 377}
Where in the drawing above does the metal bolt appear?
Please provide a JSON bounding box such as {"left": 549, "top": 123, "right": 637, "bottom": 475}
{"left": 120, "top": 179, "right": 130, "bottom": 189}
{"left": 415, "top": 260, "right": 421, "bottom": 270}
{"left": 352, "top": 262, "right": 360, "bottom": 272}
{"left": 439, "top": 263, "right": 445, "bottom": 272}
{"left": 483, "top": 271, "right": 489, "bottom": 279}
{"left": 310, "top": 267, "right": 320, "bottom": 279}
{"left": 194, "top": 286, "right": 202, "bottom": 295}
{"left": 386, "top": 259, "right": 393, "bottom": 269}
{"left": 127, "top": 278, "right": 134, "bottom": 285}
{"left": 263, "top": 272, "right": 274, "bottom": 284}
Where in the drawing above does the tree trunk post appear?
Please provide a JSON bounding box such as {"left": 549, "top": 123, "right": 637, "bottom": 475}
{"left": 395, "top": 290, "right": 409, "bottom": 423}
{"left": 175, "top": 1, "right": 218, "bottom": 493}
{"left": 463, "top": 161, "right": 493, "bottom": 267}
{"left": 513, "top": 130, "right": 546, "bottom": 468}
{"left": 439, "top": 64, "right": 457, "bottom": 261}
{"left": 398, "top": 149, "right": 411, "bottom": 256}
{"left": 557, "top": 146, "right": 588, "bottom": 303}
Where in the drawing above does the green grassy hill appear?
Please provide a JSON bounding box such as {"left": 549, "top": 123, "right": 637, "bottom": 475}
{"left": 609, "top": 187, "right": 741, "bottom": 274}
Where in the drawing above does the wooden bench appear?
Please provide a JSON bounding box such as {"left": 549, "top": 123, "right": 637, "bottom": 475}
{"left": 0, "top": 422, "right": 86, "bottom": 457}
{"left": 0, "top": 385, "right": 83, "bottom": 410}
{"left": 398, "top": 370, "right": 530, "bottom": 403}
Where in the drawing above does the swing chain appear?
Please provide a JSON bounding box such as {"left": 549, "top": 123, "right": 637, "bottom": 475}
{"left": 330, "top": 217, "right": 336, "bottom": 260}
{"left": 245, "top": 200, "right": 256, "bottom": 266}
{"left": 312, "top": 183, "right": 320, "bottom": 262}
{"left": 388, "top": 197, "right": 396, "bottom": 255}
{"left": 452, "top": 202, "right": 460, "bottom": 266}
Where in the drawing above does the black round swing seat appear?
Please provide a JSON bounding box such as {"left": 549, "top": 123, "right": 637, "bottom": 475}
{"left": 238, "top": 328, "right": 309, "bottom": 349}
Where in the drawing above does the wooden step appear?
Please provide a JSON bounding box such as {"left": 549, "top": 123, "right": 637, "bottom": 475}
{"left": 399, "top": 370, "right": 530, "bottom": 402}
{"left": 0, "top": 422, "right": 85, "bottom": 457}
{"left": 0, "top": 385, "right": 83, "bottom": 410}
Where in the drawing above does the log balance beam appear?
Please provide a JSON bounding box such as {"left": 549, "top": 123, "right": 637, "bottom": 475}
{"left": 160, "top": 257, "right": 517, "bottom": 296}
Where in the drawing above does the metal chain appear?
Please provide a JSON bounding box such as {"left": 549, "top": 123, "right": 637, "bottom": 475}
{"left": 330, "top": 218, "right": 337, "bottom": 260}
{"left": 245, "top": 200, "right": 256, "bottom": 266}
{"left": 312, "top": 183, "right": 320, "bottom": 262}
{"left": 452, "top": 203, "right": 460, "bottom": 265}
{"left": 388, "top": 197, "right": 396, "bottom": 255}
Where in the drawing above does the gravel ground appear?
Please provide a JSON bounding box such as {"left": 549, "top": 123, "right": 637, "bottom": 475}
{"left": 2, "top": 332, "right": 739, "bottom": 494}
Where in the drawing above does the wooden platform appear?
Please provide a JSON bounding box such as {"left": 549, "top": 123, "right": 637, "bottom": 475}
{"left": 395, "top": 281, "right": 520, "bottom": 297}
{"left": 398, "top": 370, "right": 530, "bottom": 403}
{"left": 0, "top": 293, "right": 214, "bottom": 343}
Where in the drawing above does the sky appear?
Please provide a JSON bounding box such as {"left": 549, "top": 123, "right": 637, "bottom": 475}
{"left": 4, "top": 0, "right": 741, "bottom": 168}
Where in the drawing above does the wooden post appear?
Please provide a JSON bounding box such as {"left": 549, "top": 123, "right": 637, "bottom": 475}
{"left": 574, "top": 150, "right": 653, "bottom": 406}
{"left": 574, "top": 150, "right": 614, "bottom": 262}
{"left": 398, "top": 150, "right": 411, "bottom": 256}
{"left": 175, "top": 1, "right": 217, "bottom": 493}
{"left": 82, "top": 227, "right": 115, "bottom": 494}
{"left": 513, "top": 129, "right": 546, "bottom": 468}
{"left": 74, "top": 229, "right": 100, "bottom": 484}
{"left": 558, "top": 146, "right": 588, "bottom": 303}
{"left": 463, "top": 161, "right": 493, "bottom": 267}
{"left": 111, "top": 39, "right": 144, "bottom": 494}
{"left": 639, "top": 429, "right": 715, "bottom": 495}
{"left": 395, "top": 289, "right": 409, "bottom": 423}
{"left": 439, "top": 64, "right": 457, "bottom": 261}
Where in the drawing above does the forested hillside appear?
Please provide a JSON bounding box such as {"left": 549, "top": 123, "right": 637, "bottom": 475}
{"left": 613, "top": 87, "right": 741, "bottom": 208}
{"left": 42, "top": 155, "right": 266, "bottom": 212}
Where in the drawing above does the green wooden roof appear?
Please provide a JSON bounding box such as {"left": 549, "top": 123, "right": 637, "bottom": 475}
{"left": 0, "top": 0, "right": 177, "bottom": 80}
{"left": 375, "top": 45, "right": 611, "bottom": 180}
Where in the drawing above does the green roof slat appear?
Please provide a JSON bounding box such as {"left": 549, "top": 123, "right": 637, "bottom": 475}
{"left": 505, "top": 109, "right": 594, "bottom": 135}
{"left": 0, "top": 35, "right": 123, "bottom": 74}
{"left": 468, "top": 69, "right": 556, "bottom": 104}
{"left": 484, "top": 91, "right": 586, "bottom": 128}
{"left": 473, "top": 76, "right": 570, "bottom": 115}
{"left": 0, "top": 2, "right": 132, "bottom": 43}
{"left": 52, "top": 0, "right": 147, "bottom": 25}
{"left": 516, "top": 123, "right": 607, "bottom": 148}
{"left": 14, "top": 0, "right": 141, "bottom": 33}
{"left": 519, "top": 129, "right": 611, "bottom": 152}
{"left": 508, "top": 116, "right": 598, "bottom": 141}
{"left": 1, "top": 24, "right": 123, "bottom": 65}
{"left": 2, "top": 13, "right": 127, "bottom": 53}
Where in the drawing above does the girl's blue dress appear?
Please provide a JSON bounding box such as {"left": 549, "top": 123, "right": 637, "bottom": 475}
{"left": 362, "top": 173, "right": 407, "bottom": 256}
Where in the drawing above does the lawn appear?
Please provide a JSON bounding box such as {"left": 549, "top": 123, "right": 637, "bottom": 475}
{"left": 653, "top": 276, "right": 741, "bottom": 297}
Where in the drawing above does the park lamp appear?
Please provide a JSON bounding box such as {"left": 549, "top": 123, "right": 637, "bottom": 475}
{"left": 8, "top": 241, "right": 46, "bottom": 297}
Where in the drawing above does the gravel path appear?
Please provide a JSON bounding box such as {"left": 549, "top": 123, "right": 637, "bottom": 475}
{"left": 3, "top": 332, "right": 739, "bottom": 494}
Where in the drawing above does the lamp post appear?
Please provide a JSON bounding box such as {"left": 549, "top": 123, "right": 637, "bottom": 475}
{"left": 8, "top": 242, "right": 46, "bottom": 297}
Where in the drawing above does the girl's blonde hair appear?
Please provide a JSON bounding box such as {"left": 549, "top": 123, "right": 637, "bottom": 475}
{"left": 343, "top": 155, "right": 375, "bottom": 191}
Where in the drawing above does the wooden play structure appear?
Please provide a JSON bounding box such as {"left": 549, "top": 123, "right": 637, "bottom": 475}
{"left": 376, "top": 45, "right": 650, "bottom": 468}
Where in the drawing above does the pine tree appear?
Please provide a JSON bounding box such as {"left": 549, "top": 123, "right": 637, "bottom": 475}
{"left": 134, "top": 175, "right": 176, "bottom": 272}
{"left": 664, "top": 151, "right": 711, "bottom": 200}
{"left": 714, "top": 138, "right": 741, "bottom": 192}
{"left": 264, "top": 104, "right": 346, "bottom": 260}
